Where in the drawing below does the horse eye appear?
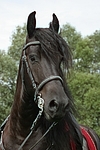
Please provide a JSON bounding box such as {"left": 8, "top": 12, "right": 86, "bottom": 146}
{"left": 31, "top": 56, "right": 35, "bottom": 61}
{"left": 29, "top": 55, "right": 36, "bottom": 62}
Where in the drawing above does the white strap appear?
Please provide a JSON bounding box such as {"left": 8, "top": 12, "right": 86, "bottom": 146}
{"left": 82, "top": 138, "right": 88, "bottom": 150}
{"left": 0, "top": 131, "right": 5, "bottom": 150}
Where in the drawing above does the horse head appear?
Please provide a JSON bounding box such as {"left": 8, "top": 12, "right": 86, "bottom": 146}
{"left": 21, "top": 11, "right": 72, "bottom": 122}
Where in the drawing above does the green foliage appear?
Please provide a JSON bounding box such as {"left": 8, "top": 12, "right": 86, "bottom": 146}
{"left": 74, "top": 38, "right": 95, "bottom": 72}
{"left": 68, "top": 71, "right": 100, "bottom": 135}
{"left": 88, "top": 30, "right": 100, "bottom": 72}
{"left": 8, "top": 24, "right": 27, "bottom": 61}
{"left": 88, "top": 30, "right": 100, "bottom": 62}
{"left": 61, "top": 24, "right": 100, "bottom": 73}
{"left": 61, "top": 23, "right": 82, "bottom": 51}
{"left": 0, "top": 50, "right": 17, "bottom": 123}
{"left": 61, "top": 24, "right": 100, "bottom": 135}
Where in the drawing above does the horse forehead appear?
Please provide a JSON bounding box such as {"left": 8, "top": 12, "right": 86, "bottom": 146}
{"left": 29, "top": 45, "right": 40, "bottom": 53}
{"left": 24, "top": 40, "right": 41, "bottom": 54}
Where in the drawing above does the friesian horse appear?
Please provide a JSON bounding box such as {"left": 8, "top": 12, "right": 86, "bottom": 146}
{"left": 0, "top": 11, "right": 100, "bottom": 150}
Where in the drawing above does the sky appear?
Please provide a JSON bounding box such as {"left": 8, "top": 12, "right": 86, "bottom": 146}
{"left": 0, "top": 0, "right": 100, "bottom": 51}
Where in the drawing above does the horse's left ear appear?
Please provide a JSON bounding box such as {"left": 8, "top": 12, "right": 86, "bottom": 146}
{"left": 27, "top": 11, "right": 36, "bottom": 38}
{"left": 49, "top": 13, "right": 59, "bottom": 33}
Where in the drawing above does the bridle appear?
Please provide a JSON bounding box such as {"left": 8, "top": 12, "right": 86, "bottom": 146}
{"left": 22, "top": 41, "right": 63, "bottom": 102}
{"left": 18, "top": 41, "right": 63, "bottom": 150}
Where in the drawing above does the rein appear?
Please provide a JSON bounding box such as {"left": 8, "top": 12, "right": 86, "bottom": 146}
{"left": 29, "top": 122, "right": 57, "bottom": 150}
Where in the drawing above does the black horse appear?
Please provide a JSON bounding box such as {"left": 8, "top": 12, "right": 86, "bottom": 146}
{"left": 0, "top": 11, "right": 100, "bottom": 150}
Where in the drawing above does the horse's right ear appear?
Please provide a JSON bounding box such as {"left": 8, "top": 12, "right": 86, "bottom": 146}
{"left": 27, "top": 11, "right": 36, "bottom": 38}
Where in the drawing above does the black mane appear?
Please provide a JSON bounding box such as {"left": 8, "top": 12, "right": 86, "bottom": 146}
{"left": 32, "top": 28, "right": 72, "bottom": 69}
{"left": 40, "top": 113, "right": 83, "bottom": 150}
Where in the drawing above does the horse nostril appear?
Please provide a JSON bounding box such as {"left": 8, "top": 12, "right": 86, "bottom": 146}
{"left": 49, "top": 100, "right": 59, "bottom": 113}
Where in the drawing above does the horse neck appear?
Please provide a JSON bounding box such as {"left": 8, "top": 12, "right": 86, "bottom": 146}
{"left": 9, "top": 63, "right": 39, "bottom": 137}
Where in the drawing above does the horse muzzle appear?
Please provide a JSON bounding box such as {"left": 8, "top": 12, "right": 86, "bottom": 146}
{"left": 34, "top": 75, "right": 69, "bottom": 121}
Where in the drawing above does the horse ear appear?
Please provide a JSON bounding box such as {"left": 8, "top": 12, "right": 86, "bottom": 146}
{"left": 49, "top": 13, "right": 59, "bottom": 33}
{"left": 27, "top": 11, "right": 36, "bottom": 38}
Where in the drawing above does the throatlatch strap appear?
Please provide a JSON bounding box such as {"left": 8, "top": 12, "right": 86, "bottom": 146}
{"left": 81, "top": 127, "right": 97, "bottom": 150}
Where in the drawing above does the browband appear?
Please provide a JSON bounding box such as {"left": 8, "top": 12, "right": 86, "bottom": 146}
{"left": 23, "top": 41, "right": 41, "bottom": 50}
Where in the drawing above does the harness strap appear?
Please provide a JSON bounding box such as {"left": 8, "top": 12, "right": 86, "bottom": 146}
{"left": 65, "top": 123, "right": 97, "bottom": 150}
{"left": 81, "top": 127, "right": 97, "bottom": 150}
{"left": 0, "top": 131, "right": 5, "bottom": 150}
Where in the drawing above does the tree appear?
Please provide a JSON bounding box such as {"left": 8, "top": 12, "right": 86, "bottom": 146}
{"left": 61, "top": 24, "right": 100, "bottom": 73}
{"left": 74, "top": 31, "right": 100, "bottom": 73}
{"left": 61, "top": 24, "right": 100, "bottom": 135}
{"left": 68, "top": 71, "right": 100, "bottom": 135}
{"left": 8, "top": 24, "right": 26, "bottom": 61}
{"left": 61, "top": 23, "right": 82, "bottom": 51}
{"left": 0, "top": 50, "right": 17, "bottom": 123}
{"left": 74, "top": 37, "right": 95, "bottom": 73}
{"left": 88, "top": 30, "right": 100, "bottom": 73}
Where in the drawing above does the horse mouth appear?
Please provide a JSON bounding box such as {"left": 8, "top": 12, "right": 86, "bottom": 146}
{"left": 44, "top": 111, "right": 66, "bottom": 121}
